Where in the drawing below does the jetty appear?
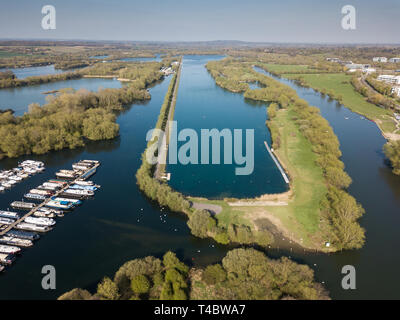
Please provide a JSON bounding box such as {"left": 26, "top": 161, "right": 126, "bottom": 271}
{"left": 264, "top": 141, "right": 290, "bottom": 184}
{"left": 0, "top": 160, "right": 101, "bottom": 237}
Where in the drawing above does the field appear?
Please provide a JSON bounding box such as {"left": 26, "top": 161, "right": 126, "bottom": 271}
{"left": 285, "top": 72, "right": 397, "bottom": 135}
{"left": 0, "top": 51, "right": 26, "bottom": 58}
{"left": 262, "top": 64, "right": 310, "bottom": 74}
{"left": 190, "top": 106, "right": 328, "bottom": 249}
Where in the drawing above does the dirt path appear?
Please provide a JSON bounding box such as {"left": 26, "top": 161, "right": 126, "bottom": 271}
{"left": 191, "top": 202, "right": 222, "bottom": 215}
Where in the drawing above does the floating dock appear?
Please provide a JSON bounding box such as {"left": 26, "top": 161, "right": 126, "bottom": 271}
{"left": 0, "top": 160, "right": 101, "bottom": 237}
{"left": 264, "top": 141, "right": 290, "bottom": 184}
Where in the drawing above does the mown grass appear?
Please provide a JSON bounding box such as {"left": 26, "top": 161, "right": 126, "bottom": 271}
{"left": 190, "top": 106, "right": 327, "bottom": 248}
{"left": 285, "top": 73, "right": 396, "bottom": 134}
{"left": 263, "top": 108, "right": 326, "bottom": 242}
{"left": 187, "top": 197, "right": 252, "bottom": 228}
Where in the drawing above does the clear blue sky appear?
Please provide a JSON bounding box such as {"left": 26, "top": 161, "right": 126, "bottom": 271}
{"left": 0, "top": 0, "right": 399, "bottom": 43}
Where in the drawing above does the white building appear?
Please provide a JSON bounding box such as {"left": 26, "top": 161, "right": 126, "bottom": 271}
{"left": 373, "top": 57, "right": 387, "bottom": 63}
{"left": 377, "top": 75, "right": 400, "bottom": 85}
{"left": 363, "top": 68, "right": 376, "bottom": 74}
{"left": 392, "top": 87, "right": 400, "bottom": 98}
{"left": 389, "top": 58, "right": 400, "bottom": 63}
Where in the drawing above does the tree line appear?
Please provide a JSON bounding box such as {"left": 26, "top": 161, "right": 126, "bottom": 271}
{"left": 135, "top": 60, "right": 274, "bottom": 247}
{"left": 58, "top": 248, "right": 329, "bottom": 300}
{"left": 206, "top": 58, "right": 365, "bottom": 250}
{"left": 0, "top": 62, "right": 164, "bottom": 159}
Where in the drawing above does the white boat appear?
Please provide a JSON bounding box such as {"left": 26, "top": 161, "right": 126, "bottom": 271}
{"left": 64, "top": 188, "right": 94, "bottom": 196}
{"left": 0, "top": 186, "right": 4, "bottom": 192}
{"left": 43, "top": 182, "right": 61, "bottom": 189}
{"left": 0, "top": 211, "right": 20, "bottom": 219}
{"left": 1, "top": 183, "right": 12, "bottom": 188}
{"left": 9, "top": 176, "right": 23, "bottom": 182}
{"left": 16, "top": 223, "right": 50, "bottom": 232}
{"left": 30, "top": 189, "right": 52, "bottom": 196}
{"left": 52, "top": 197, "right": 82, "bottom": 205}
{"left": 7, "top": 179, "right": 18, "bottom": 185}
{"left": 34, "top": 211, "right": 55, "bottom": 218}
{"left": 41, "top": 207, "right": 64, "bottom": 216}
{"left": 0, "top": 245, "right": 21, "bottom": 254}
{"left": 0, "top": 217, "right": 15, "bottom": 225}
{"left": 25, "top": 216, "right": 55, "bottom": 226}
{"left": 0, "top": 236, "right": 33, "bottom": 247}
{"left": 75, "top": 180, "right": 94, "bottom": 186}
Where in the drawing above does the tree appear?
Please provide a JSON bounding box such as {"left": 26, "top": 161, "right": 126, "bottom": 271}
{"left": 97, "top": 277, "right": 120, "bottom": 300}
{"left": 202, "top": 264, "right": 227, "bottom": 285}
{"left": 131, "top": 274, "right": 150, "bottom": 295}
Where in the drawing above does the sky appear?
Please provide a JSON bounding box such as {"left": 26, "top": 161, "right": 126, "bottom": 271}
{"left": 0, "top": 0, "right": 399, "bottom": 43}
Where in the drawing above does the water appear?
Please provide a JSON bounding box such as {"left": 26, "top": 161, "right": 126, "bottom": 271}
{"left": 89, "top": 55, "right": 109, "bottom": 59}
{"left": 253, "top": 67, "right": 400, "bottom": 299}
{"left": 0, "top": 78, "right": 122, "bottom": 116}
{"left": 118, "top": 54, "right": 162, "bottom": 62}
{"left": 0, "top": 65, "right": 64, "bottom": 79}
{"left": 166, "top": 55, "right": 288, "bottom": 198}
{"left": 1, "top": 57, "right": 399, "bottom": 299}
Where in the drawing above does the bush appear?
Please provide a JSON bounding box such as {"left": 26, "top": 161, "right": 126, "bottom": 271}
{"left": 131, "top": 275, "right": 151, "bottom": 295}
{"left": 202, "top": 264, "right": 227, "bottom": 285}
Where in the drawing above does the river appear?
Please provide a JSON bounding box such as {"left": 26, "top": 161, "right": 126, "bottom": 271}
{"left": 0, "top": 56, "right": 399, "bottom": 299}
{"left": 0, "top": 66, "right": 230, "bottom": 300}
{"left": 254, "top": 67, "right": 400, "bottom": 299}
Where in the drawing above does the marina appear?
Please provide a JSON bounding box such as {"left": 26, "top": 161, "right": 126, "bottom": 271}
{"left": 0, "top": 161, "right": 45, "bottom": 193}
{"left": 0, "top": 160, "right": 101, "bottom": 271}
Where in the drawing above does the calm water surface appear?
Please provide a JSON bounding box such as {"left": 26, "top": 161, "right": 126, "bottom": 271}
{"left": 0, "top": 68, "right": 230, "bottom": 300}
{"left": 1, "top": 57, "right": 399, "bottom": 299}
{"left": 0, "top": 78, "right": 122, "bottom": 116}
{"left": 253, "top": 67, "right": 400, "bottom": 299}
{"left": 166, "top": 55, "right": 288, "bottom": 198}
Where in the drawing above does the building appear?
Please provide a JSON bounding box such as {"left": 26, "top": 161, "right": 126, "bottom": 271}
{"left": 389, "top": 58, "right": 400, "bottom": 63}
{"left": 326, "top": 57, "right": 341, "bottom": 63}
{"left": 346, "top": 63, "right": 372, "bottom": 72}
{"left": 373, "top": 57, "right": 387, "bottom": 63}
{"left": 392, "top": 88, "right": 400, "bottom": 98}
{"left": 377, "top": 75, "right": 400, "bottom": 85}
{"left": 363, "top": 68, "right": 376, "bottom": 74}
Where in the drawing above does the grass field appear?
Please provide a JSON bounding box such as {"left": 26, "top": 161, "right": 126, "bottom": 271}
{"left": 243, "top": 108, "right": 327, "bottom": 247}
{"left": 189, "top": 106, "right": 328, "bottom": 249}
{"left": 263, "top": 64, "right": 310, "bottom": 74}
{"left": 285, "top": 73, "right": 397, "bottom": 134}
{"left": 0, "top": 51, "right": 26, "bottom": 58}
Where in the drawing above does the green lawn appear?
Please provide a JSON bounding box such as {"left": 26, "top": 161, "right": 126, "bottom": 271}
{"left": 0, "top": 51, "right": 26, "bottom": 58}
{"left": 262, "top": 108, "right": 327, "bottom": 244}
{"left": 263, "top": 64, "right": 310, "bottom": 74}
{"left": 285, "top": 73, "right": 396, "bottom": 134}
{"left": 189, "top": 107, "right": 328, "bottom": 248}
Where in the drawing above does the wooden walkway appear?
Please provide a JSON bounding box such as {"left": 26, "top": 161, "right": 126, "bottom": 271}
{"left": 0, "top": 162, "right": 100, "bottom": 236}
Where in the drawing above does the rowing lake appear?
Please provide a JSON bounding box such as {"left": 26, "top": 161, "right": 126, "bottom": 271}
{"left": 0, "top": 56, "right": 399, "bottom": 299}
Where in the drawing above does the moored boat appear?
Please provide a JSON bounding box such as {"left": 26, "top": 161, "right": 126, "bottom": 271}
{"left": 0, "top": 211, "right": 20, "bottom": 219}
{"left": 6, "top": 230, "right": 39, "bottom": 241}
{"left": 24, "top": 216, "right": 55, "bottom": 227}
{"left": 15, "top": 223, "right": 51, "bottom": 233}
{"left": 0, "top": 236, "right": 33, "bottom": 247}
{"left": 0, "top": 245, "right": 21, "bottom": 254}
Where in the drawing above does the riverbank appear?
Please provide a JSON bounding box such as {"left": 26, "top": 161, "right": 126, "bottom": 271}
{"left": 277, "top": 71, "right": 400, "bottom": 141}
{"left": 202, "top": 59, "right": 365, "bottom": 252}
